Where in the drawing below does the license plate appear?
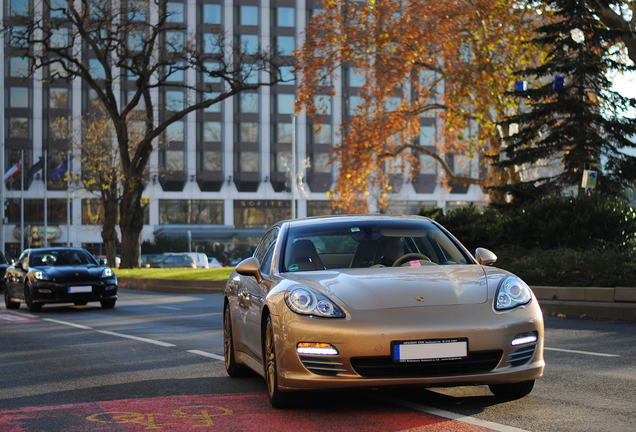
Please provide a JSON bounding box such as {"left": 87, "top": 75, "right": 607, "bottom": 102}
{"left": 392, "top": 338, "right": 468, "bottom": 363}
{"left": 68, "top": 286, "right": 92, "bottom": 293}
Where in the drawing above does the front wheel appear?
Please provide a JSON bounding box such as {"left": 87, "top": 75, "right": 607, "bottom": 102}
{"left": 100, "top": 299, "right": 116, "bottom": 309}
{"left": 24, "top": 283, "right": 42, "bottom": 312}
{"left": 4, "top": 285, "right": 19, "bottom": 309}
{"left": 489, "top": 380, "right": 535, "bottom": 399}
{"left": 223, "top": 303, "right": 248, "bottom": 377}
{"left": 265, "top": 315, "right": 294, "bottom": 409}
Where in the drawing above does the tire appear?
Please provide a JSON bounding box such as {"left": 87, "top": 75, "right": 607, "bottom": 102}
{"left": 265, "top": 315, "right": 295, "bottom": 409}
{"left": 223, "top": 303, "right": 248, "bottom": 377}
{"left": 100, "top": 299, "right": 116, "bottom": 309}
{"left": 489, "top": 380, "right": 535, "bottom": 399}
{"left": 4, "top": 285, "right": 19, "bottom": 309}
{"left": 24, "top": 283, "right": 42, "bottom": 312}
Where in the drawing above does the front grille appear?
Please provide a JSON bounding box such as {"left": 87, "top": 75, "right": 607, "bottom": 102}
{"left": 506, "top": 344, "right": 536, "bottom": 367}
{"left": 350, "top": 350, "right": 503, "bottom": 378}
{"left": 299, "top": 356, "right": 347, "bottom": 376}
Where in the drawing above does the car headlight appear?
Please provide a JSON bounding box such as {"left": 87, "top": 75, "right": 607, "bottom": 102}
{"left": 101, "top": 268, "right": 114, "bottom": 278}
{"left": 495, "top": 276, "right": 532, "bottom": 310}
{"left": 285, "top": 285, "right": 345, "bottom": 318}
{"left": 35, "top": 270, "right": 51, "bottom": 281}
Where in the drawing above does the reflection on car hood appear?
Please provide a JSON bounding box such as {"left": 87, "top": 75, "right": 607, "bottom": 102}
{"left": 36, "top": 266, "right": 102, "bottom": 282}
{"left": 288, "top": 266, "right": 488, "bottom": 309}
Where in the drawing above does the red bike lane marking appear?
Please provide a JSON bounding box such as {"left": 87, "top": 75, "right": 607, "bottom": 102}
{"left": 0, "top": 393, "right": 498, "bottom": 432}
{"left": 0, "top": 312, "right": 39, "bottom": 324}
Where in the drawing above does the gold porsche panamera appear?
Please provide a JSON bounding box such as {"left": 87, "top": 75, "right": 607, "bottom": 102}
{"left": 223, "top": 215, "right": 545, "bottom": 408}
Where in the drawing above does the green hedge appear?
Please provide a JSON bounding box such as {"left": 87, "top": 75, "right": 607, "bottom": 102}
{"left": 419, "top": 194, "right": 636, "bottom": 287}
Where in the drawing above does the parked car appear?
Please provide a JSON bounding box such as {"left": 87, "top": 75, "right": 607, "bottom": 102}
{"left": 184, "top": 252, "right": 209, "bottom": 269}
{"left": 208, "top": 257, "right": 222, "bottom": 268}
{"left": 95, "top": 255, "right": 121, "bottom": 268}
{"left": 140, "top": 254, "right": 162, "bottom": 268}
{"left": 149, "top": 253, "right": 195, "bottom": 268}
{"left": 0, "top": 251, "right": 10, "bottom": 292}
{"left": 3, "top": 247, "right": 118, "bottom": 311}
{"left": 223, "top": 215, "right": 545, "bottom": 408}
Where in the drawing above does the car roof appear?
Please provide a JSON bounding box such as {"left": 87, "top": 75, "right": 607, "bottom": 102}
{"left": 275, "top": 214, "right": 433, "bottom": 229}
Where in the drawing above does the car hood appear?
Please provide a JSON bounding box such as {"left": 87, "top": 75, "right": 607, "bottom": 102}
{"left": 286, "top": 265, "right": 488, "bottom": 310}
{"left": 34, "top": 266, "right": 103, "bottom": 282}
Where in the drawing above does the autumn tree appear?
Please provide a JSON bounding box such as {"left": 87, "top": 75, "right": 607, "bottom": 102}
{"left": 297, "top": 0, "right": 548, "bottom": 213}
{"left": 6, "top": 0, "right": 288, "bottom": 267}
{"left": 596, "top": 1, "right": 636, "bottom": 64}
{"left": 498, "top": 0, "right": 636, "bottom": 201}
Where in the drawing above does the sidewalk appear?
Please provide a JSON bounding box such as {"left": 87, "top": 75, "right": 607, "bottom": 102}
{"left": 118, "top": 277, "right": 636, "bottom": 321}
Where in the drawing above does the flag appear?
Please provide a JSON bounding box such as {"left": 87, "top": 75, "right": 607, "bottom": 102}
{"left": 51, "top": 158, "right": 68, "bottom": 180}
{"left": 4, "top": 160, "right": 22, "bottom": 184}
{"left": 26, "top": 157, "right": 44, "bottom": 180}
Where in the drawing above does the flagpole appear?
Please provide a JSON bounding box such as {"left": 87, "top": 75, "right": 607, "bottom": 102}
{"left": 44, "top": 150, "right": 47, "bottom": 248}
{"left": 21, "top": 150, "right": 24, "bottom": 253}
{"left": 67, "top": 151, "right": 70, "bottom": 247}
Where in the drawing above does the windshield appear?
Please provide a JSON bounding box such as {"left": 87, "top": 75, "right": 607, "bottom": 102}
{"left": 282, "top": 220, "right": 472, "bottom": 272}
{"left": 30, "top": 249, "right": 98, "bottom": 267}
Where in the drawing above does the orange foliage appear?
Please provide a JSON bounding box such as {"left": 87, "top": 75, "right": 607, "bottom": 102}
{"left": 297, "top": 0, "right": 548, "bottom": 213}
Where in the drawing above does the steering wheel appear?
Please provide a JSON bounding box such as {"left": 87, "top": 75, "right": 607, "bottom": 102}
{"left": 392, "top": 253, "right": 432, "bottom": 267}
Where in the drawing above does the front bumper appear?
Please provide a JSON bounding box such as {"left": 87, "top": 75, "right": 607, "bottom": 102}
{"left": 31, "top": 278, "right": 118, "bottom": 304}
{"left": 270, "top": 300, "right": 545, "bottom": 392}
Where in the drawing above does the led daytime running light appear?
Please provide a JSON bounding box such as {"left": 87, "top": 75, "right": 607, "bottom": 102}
{"left": 297, "top": 342, "right": 339, "bottom": 355}
{"left": 512, "top": 332, "right": 538, "bottom": 346}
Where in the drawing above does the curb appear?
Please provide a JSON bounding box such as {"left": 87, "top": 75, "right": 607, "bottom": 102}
{"left": 118, "top": 277, "right": 636, "bottom": 321}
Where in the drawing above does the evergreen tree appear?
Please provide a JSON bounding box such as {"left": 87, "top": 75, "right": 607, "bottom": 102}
{"left": 498, "top": 0, "right": 636, "bottom": 202}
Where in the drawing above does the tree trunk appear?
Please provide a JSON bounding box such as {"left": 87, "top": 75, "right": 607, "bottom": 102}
{"left": 119, "top": 181, "right": 145, "bottom": 268}
{"left": 101, "top": 189, "right": 119, "bottom": 268}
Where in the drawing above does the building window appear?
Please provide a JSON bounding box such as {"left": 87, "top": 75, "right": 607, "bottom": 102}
{"left": 274, "top": 94, "right": 295, "bottom": 115}
{"left": 239, "top": 152, "right": 260, "bottom": 172}
{"left": 202, "top": 4, "right": 221, "bottom": 24}
{"left": 312, "top": 153, "right": 331, "bottom": 173}
{"left": 238, "top": 123, "right": 259, "bottom": 142}
{"left": 314, "top": 95, "right": 332, "bottom": 115}
{"left": 163, "top": 150, "right": 185, "bottom": 172}
{"left": 420, "top": 125, "right": 435, "bottom": 146}
{"left": 278, "top": 66, "right": 295, "bottom": 85}
{"left": 48, "top": 88, "right": 69, "bottom": 109}
{"left": 312, "top": 124, "right": 332, "bottom": 144}
{"left": 233, "top": 200, "right": 291, "bottom": 228}
{"left": 7, "top": 198, "right": 70, "bottom": 224}
{"left": 275, "top": 7, "right": 295, "bottom": 27}
{"left": 202, "top": 92, "right": 222, "bottom": 112}
{"left": 166, "top": 2, "right": 185, "bottom": 23}
{"left": 159, "top": 200, "right": 224, "bottom": 224}
{"left": 346, "top": 68, "right": 366, "bottom": 88}
{"left": 307, "top": 200, "right": 334, "bottom": 217}
{"left": 239, "top": 5, "right": 259, "bottom": 26}
{"left": 164, "top": 121, "right": 185, "bottom": 142}
{"left": 164, "top": 90, "right": 185, "bottom": 112}
{"left": 82, "top": 199, "right": 104, "bottom": 225}
{"left": 6, "top": 0, "right": 30, "bottom": 17}
{"left": 238, "top": 93, "right": 259, "bottom": 113}
{"left": 419, "top": 154, "right": 437, "bottom": 175}
{"left": 239, "top": 34, "right": 259, "bottom": 54}
{"left": 275, "top": 123, "right": 293, "bottom": 143}
{"left": 274, "top": 152, "right": 291, "bottom": 173}
{"left": 202, "top": 33, "right": 222, "bottom": 54}
{"left": 165, "top": 30, "right": 186, "bottom": 52}
{"left": 198, "top": 151, "right": 222, "bottom": 172}
{"left": 8, "top": 118, "right": 30, "bottom": 139}
{"left": 274, "top": 36, "right": 295, "bottom": 56}
{"left": 88, "top": 59, "right": 106, "bottom": 80}
{"left": 9, "top": 87, "right": 30, "bottom": 109}
{"left": 201, "top": 121, "right": 222, "bottom": 142}
{"left": 202, "top": 62, "right": 221, "bottom": 82}
{"left": 9, "top": 57, "right": 29, "bottom": 78}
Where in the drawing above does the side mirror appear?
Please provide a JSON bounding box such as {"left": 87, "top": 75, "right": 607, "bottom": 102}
{"left": 235, "top": 257, "right": 263, "bottom": 284}
{"left": 475, "top": 248, "right": 497, "bottom": 266}
{"left": 14, "top": 262, "right": 23, "bottom": 270}
{"left": 99, "top": 259, "right": 107, "bottom": 266}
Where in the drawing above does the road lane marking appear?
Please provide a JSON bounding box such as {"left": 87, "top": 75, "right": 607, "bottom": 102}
{"left": 187, "top": 350, "right": 225, "bottom": 361}
{"left": 379, "top": 395, "right": 532, "bottom": 432}
{"left": 98, "top": 330, "right": 176, "bottom": 347}
{"left": 545, "top": 347, "right": 619, "bottom": 357}
{"left": 43, "top": 318, "right": 93, "bottom": 330}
